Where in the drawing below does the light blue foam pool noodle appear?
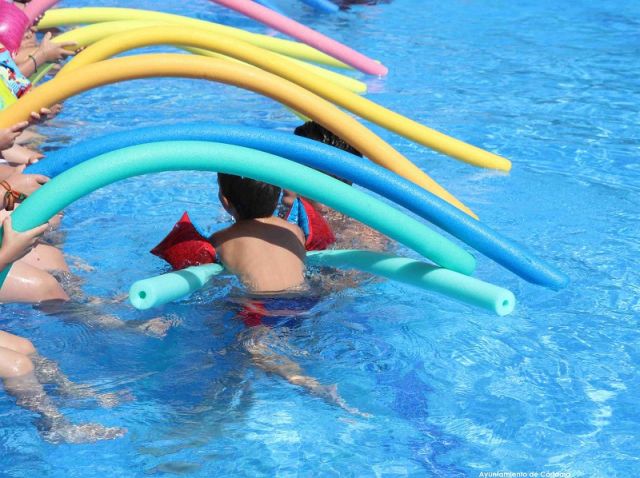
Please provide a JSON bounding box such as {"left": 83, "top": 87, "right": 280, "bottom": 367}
{"left": 129, "top": 250, "right": 516, "bottom": 316}
{"left": 28, "top": 123, "right": 569, "bottom": 290}
{"left": 1, "top": 141, "right": 475, "bottom": 285}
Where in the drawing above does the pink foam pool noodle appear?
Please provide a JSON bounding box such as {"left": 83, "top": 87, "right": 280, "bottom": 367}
{"left": 24, "top": 0, "right": 60, "bottom": 23}
{"left": 210, "top": 0, "right": 388, "bottom": 76}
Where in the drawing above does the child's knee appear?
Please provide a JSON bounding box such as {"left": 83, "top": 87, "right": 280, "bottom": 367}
{"left": 11, "top": 354, "right": 34, "bottom": 377}
{"left": 28, "top": 269, "right": 69, "bottom": 303}
{"left": 0, "top": 349, "right": 35, "bottom": 378}
{"left": 12, "top": 337, "right": 36, "bottom": 356}
{"left": 0, "top": 263, "right": 69, "bottom": 304}
{"left": 37, "top": 272, "right": 69, "bottom": 302}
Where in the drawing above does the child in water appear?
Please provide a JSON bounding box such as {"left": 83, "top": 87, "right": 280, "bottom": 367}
{"left": 210, "top": 173, "right": 306, "bottom": 293}
{"left": 0, "top": 121, "right": 69, "bottom": 303}
{"left": 287, "top": 121, "right": 388, "bottom": 252}
{"left": 207, "top": 174, "right": 364, "bottom": 415}
{"left": 0, "top": 216, "right": 125, "bottom": 443}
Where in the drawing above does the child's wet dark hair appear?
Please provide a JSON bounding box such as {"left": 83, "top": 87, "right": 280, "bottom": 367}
{"left": 294, "top": 121, "right": 363, "bottom": 158}
{"left": 217, "top": 174, "right": 281, "bottom": 220}
{"left": 294, "top": 121, "right": 362, "bottom": 185}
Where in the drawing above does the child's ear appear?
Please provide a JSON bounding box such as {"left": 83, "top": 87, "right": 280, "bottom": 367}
{"left": 218, "top": 191, "right": 235, "bottom": 216}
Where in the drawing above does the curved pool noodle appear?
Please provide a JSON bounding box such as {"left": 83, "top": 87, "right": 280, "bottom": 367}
{"left": 299, "top": 0, "right": 339, "bottom": 13}
{"left": 27, "top": 124, "right": 568, "bottom": 290}
{"left": 38, "top": 8, "right": 351, "bottom": 70}
{"left": 37, "top": 11, "right": 511, "bottom": 172}
{"left": 58, "top": 25, "right": 366, "bottom": 94}
{"left": 24, "top": 0, "right": 59, "bottom": 23}
{"left": 210, "top": 0, "right": 385, "bottom": 75}
{"left": 308, "top": 251, "right": 515, "bottom": 315}
{"left": 28, "top": 22, "right": 365, "bottom": 93}
{"left": 0, "top": 53, "right": 475, "bottom": 218}
{"left": 58, "top": 28, "right": 507, "bottom": 173}
{"left": 0, "top": 141, "right": 476, "bottom": 286}
{"left": 59, "top": 26, "right": 507, "bottom": 173}
{"left": 184, "top": 45, "right": 366, "bottom": 94}
{"left": 129, "top": 250, "right": 515, "bottom": 316}
{"left": 0, "top": 2, "right": 30, "bottom": 56}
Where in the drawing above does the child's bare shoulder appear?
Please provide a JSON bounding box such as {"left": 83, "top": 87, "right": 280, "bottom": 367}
{"left": 208, "top": 225, "right": 234, "bottom": 247}
{"left": 270, "top": 217, "right": 305, "bottom": 244}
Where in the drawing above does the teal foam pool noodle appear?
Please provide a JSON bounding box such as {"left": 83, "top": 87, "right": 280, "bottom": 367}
{"left": 0, "top": 141, "right": 475, "bottom": 287}
{"left": 307, "top": 250, "right": 515, "bottom": 316}
{"left": 128, "top": 249, "right": 515, "bottom": 315}
{"left": 129, "top": 263, "right": 224, "bottom": 310}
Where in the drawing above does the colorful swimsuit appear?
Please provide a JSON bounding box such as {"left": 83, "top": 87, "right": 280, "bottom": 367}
{"left": 234, "top": 295, "right": 320, "bottom": 328}
{"left": 0, "top": 45, "right": 31, "bottom": 102}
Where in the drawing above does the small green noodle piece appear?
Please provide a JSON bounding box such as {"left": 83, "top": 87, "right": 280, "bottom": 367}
{"left": 129, "top": 250, "right": 515, "bottom": 316}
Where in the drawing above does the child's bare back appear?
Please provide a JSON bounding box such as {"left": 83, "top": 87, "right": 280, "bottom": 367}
{"left": 210, "top": 216, "right": 306, "bottom": 293}
{"left": 212, "top": 174, "right": 306, "bottom": 293}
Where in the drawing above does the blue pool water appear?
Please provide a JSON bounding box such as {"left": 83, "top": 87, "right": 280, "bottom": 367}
{"left": 1, "top": 0, "right": 639, "bottom": 476}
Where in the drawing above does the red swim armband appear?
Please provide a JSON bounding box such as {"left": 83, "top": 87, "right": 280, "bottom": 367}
{"left": 286, "top": 198, "right": 336, "bottom": 251}
{"left": 151, "top": 212, "right": 217, "bottom": 269}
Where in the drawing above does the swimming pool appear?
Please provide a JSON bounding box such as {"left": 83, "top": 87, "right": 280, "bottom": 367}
{"left": 1, "top": 0, "right": 639, "bottom": 476}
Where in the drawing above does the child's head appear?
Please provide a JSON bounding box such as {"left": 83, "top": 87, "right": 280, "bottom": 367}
{"left": 217, "top": 173, "right": 281, "bottom": 221}
{"left": 294, "top": 121, "right": 363, "bottom": 158}
{"left": 294, "top": 121, "right": 362, "bottom": 186}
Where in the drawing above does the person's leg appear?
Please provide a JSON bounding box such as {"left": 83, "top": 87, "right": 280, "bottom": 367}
{"left": 0, "top": 346, "right": 125, "bottom": 443}
{"left": 0, "top": 330, "right": 118, "bottom": 407}
{"left": 15, "top": 129, "right": 44, "bottom": 146}
{"left": 0, "top": 261, "right": 69, "bottom": 303}
{"left": 0, "top": 144, "right": 43, "bottom": 166}
{"left": 0, "top": 346, "right": 34, "bottom": 378}
{"left": 1, "top": 265, "right": 170, "bottom": 336}
{"left": 0, "top": 330, "right": 125, "bottom": 443}
{"left": 239, "top": 326, "right": 367, "bottom": 416}
{"left": 18, "top": 244, "right": 69, "bottom": 273}
{"left": 0, "top": 330, "right": 36, "bottom": 355}
{"left": 30, "top": 354, "right": 121, "bottom": 408}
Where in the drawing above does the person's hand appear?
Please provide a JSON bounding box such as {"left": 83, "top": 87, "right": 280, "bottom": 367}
{"left": 20, "top": 27, "right": 38, "bottom": 49}
{"left": 26, "top": 151, "right": 43, "bottom": 165}
{"left": 36, "top": 32, "right": 77, "bottom": 63}
{"left": 0, "top": 215, "right": 49, "bottom": 264}
{"left": 6, "top": 166, "right": 49, "bottom": 196}
{"left": 282, "top": 190, "right": 297, "bottom": 208}
{"left": 0, "top": 122, "right": 30, "bottom": 151}
{"left": 29, "top": 104, "right": 63, "bottom": 124}
{"left": 47, "top": 212, "right": 63, "bottom": 231}
{"left": 1, "top": 145, "right": 43, "bottom": 165}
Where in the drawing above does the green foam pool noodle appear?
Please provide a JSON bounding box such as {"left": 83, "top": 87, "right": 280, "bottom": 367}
{"left": 0, "top": 141, "right": 475, "bottom": 288}
{"left": 129, "top": 250, "right": 515, "bottom": 316}
{"left": 307, "top": 250, "right": 515, "bottom": 316}
{"left": 129, "top": 264, "right": 224, "bottom": 310}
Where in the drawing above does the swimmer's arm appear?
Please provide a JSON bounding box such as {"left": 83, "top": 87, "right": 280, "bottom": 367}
{"left": 0, "top": 216, "right": 48, "bottom": 267}
{"left": 0, "top": 165, "right": 14, "bottom": 180}
{"left": 17, "top": 33, "right": 77, "bottom": 77}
